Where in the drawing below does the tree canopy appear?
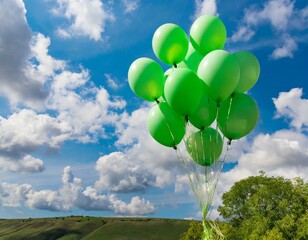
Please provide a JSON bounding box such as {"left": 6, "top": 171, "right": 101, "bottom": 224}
{"left": 218, "top": 173, "right": 307, "bottom": 239}
{"left": 181, "top": 173, "right": 307, "bottom": 240}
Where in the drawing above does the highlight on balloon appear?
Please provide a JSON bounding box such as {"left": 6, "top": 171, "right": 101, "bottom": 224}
{"left": 128, "top": 14, "right": 260, "bottom": 240}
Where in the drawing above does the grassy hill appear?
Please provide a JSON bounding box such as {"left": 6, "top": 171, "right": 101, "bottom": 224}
{"left": 0, "top": 216, "right": 191, "bottom": 240}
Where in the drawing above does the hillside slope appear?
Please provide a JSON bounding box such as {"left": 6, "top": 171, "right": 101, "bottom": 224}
{"left": 0, "top": 217, "right": 190, "bottom": 240}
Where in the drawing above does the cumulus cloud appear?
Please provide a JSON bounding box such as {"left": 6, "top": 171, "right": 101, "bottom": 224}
{"left": 0, "top": 182, "right": 32, "bottom": 207}
{"left": 29, "top": 33, "right": 66, "bottom": 78}
{"left": 0, "top": 9, "right": 126, "bottom": 172}
{"left": 243, "top": 0, "right": 294, "bottom": 30}
{"left": 194, "top": 0, "right": 218, "bottom": 18}
{"left": 25, "top": 166, "right": 82, "bottom": 211}
{"left": 0, "top": 0, "right": 47, "bottom": 108}
{"left": 271, "top": 34, "right": 298, "bottom": 59}
{"left": 273, "top": 88, "right": 308, "bottom": 131}
{"left": 76, "top": 187, "right": 155, "bottom": 215}
{"left": 219, "top": 130, "right": 308, "bottom": 195}
{"left": 94, "top": 105, "right": 186, "bottom": 194}
{"left": 230, "top": 0, "right": 306, "bottom": 59}
{"left": 95, "top": 152, "right": 153, "bottom": 192}
{"left": 112, "top": 196, "right": 155, "bottom": 215}
{"left": 48, "top": 67, "right": 126, "bottom": 143}
{"left": 0, "top": 109, "right": 65, "bottom": 172}
{"left": 1, "top": 166, "right": 155, "bottom": 215}
{"left": 53, "top": 0, "right": 115, "bottom": 41}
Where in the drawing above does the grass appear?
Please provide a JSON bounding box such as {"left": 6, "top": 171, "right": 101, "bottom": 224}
{"left": 0, "top": 217, "right": 190, "bottom": 240}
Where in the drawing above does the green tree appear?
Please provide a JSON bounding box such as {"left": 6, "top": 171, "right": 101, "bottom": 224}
{"left": 180, "top": 221, "right": 204, "bottom": 240}
{"left": 218, "top": 173, "right": 307, "bottom": 240}
{"left": 180, "top": 219, "right": 232, "bottom": 240}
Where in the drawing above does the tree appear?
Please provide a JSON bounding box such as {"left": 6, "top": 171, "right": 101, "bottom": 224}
{"left": 180, "top": 221, "right": 204, "bottom": 240}
{"left": 180, "top": 219, "right": 232, "bottom": 240}
{"left": 218, "top": 173, "right": 307, "bottom": 240}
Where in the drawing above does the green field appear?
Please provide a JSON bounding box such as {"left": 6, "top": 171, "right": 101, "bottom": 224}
{"left": 0, "top": 217, "right": 190, "bottom": 240}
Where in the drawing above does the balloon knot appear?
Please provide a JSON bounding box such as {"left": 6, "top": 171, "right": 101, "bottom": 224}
{"left": 217, "top": 101, "right": 221, "bottom": 108}
{"left": 185, "top": 116, "right": 189, "bottom": 122}
{"left": 154, "top": 98, "right": 160, "bottom": 104}
{"left": 173, "top": 145, "right": 177, "bottom": 150}
{"left": 227, "top": 139, "right": 232, "bottom": 146}
{"left": 173, "top": 63, "right": 177, "bottom": 68}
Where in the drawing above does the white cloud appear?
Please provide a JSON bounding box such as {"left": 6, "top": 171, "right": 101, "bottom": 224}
{"left": 219, "top": 129, "right": 308, "bottom": 194}
{"left": 273, "top": 88, "right": 308, "bottom": 131}
{"left": 95, "top": 152, "right": 153, "bottom": 192}
{"left": 26, "top": 166, "right": 82, "bottom": 211}
{"left": 55, "top": 28, "right": 71, "bottom": 39}
{"left": 0, "top": 182, "right": 32, "bottom": 207}
{"left": 1, "top": 166, "right": 155, "bottom": 215}
{"left": 54, "top": 0, "right": 115, "bottom": 41}
{"left": 29, "top": 33, "right": 66, "bottom": 78}
{"left": 0, "top": 28, "right": 126, "bottom": 172}
{"left": 94, "top": 105, "right": 185, "bottom": 194}
{"left": 122, "top": 0, "right": 140, "bottom": 13}
{"left": 48, "top": 67, "right": 126, "bottom": 143}
{"left": 0, "top": 155, "right": 44, "bottom": 173}
{"left": 194, "top": 0, "right": 218, "bottom": 18}
{"left": 112, "top": 196, "right": 155, "bottom": 215}
{"left": 174, "top": 174, "right": 190, "bottom": 194}
{"left": 76, "top": 187, "right": 155, "bottom": 215}
{"left": 105, "top": 73, "right": 123, "bottom": 90}
{"left": 115, "top": 106, "right": 150, "bottom": 146}
{"left": 243, "top": 0, "right": 294, "bottom": 30}
{"left": 115, "top": 106, "right": 183, "bottom": 188}
{"left": 230, "top": 0, "right": 306, "bottom": 59}
{"left": 0, "top": 0, "right": 47, "bottom": 108}
{"left": 271, "top": 34, "right": 298, "bottom": 59}
{"left": 0, "top": 109, "right": 66, "bottom": 172}
{"left": 230, "top": 26, "right": 255, "bottom": 42}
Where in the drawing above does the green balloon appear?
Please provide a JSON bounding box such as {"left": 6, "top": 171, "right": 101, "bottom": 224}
{"left": 189, "top": 84, "right": 217, "bottom": 129}
{"left": 233, "top": 51, "right": 260, "bottom": 93}
{"left": 128, "top": 57, "right": 164, "bottom": 102}
{"left": 177, "top": 43, "right": 203, "bottom": 73}
{"left": 190, "top": 15, "right": 227, "bottom": 56}
{"left": 164, "top": 68, "right": 173, "bottom": 78}
{"left": 185, "top": 127, "right": 223, "bottom": 166}
{"left": 147, "top": 102, "right": 186, "bottom": 147}
{"left": 198, "top": 50, "right": 240, "bottom": 102}
{"left": 161, "top": 68, "right": 174, "bottom": 101}
{"left": 218, "top": 93, "right": 259, "bottom": 140}
{"left": 164, "top": 68, "right": 203, "bottom": 116}
{"left": 152, "top": 23, "right": 189, "bottom": 65}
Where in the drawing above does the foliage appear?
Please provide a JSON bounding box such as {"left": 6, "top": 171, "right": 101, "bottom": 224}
{"left": 218, "top": 173, "right": 308, "bottom": 240}
{"left": 180, "top": 174, "right": 307, "bottom": 240}
{"left": 180, "top": 220, "right": 232, "bottom": 240}
{"left": 179, "top": 221, "right": 204, "bottom": 240}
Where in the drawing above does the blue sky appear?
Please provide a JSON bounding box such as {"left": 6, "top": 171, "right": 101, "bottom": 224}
{"left": 0, "top": 0, "right": 307, "bottom": 220}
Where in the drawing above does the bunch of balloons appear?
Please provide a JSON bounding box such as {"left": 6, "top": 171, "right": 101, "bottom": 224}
{"left": 128, "top": 14, "right": 260, "bottom": 240}
{"left": 128, "top": 15, "right": 260, "bottom": 168}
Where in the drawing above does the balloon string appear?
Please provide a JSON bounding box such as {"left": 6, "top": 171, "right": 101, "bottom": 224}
{"left": 213, "top": 100, "right": 220, "bottom": 169}
{"left": 226, "top": 96, "right": 233, "bottom": 120}
{"left": 154, "top": 101, "right": 181, "bottom": 152}
{"left": 223, "top": 95, "right": 234, "bottom": 139}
